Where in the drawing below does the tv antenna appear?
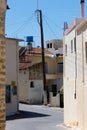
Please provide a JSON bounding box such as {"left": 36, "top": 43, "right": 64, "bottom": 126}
{"left": 37, "top": 0, "right": 39, "bottom": 10}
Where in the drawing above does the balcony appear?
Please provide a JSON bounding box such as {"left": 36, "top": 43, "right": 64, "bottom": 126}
{"left": 46, "top": 73, "right": 63, "bottom": 80}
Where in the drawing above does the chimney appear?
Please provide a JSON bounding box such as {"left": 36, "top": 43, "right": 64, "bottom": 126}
{"left": 80, "top": 0, "right": 85, "bottom": 18}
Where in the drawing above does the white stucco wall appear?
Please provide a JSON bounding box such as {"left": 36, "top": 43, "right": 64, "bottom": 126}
{"left": 50, "top": 92, "right": 60, "bottom": 107}
{"left": 76, "top": 29, "right": 87, "bottom": 130}
{"left": 64, "top": 28, "right": 78, "bottom": 122}
{"left": 29, "top": 80, "right": 43, "bottom": 104}
{"left": 64, "top": 20, "right": 87, "bottom": 130}
{"left": 6, "top": 39, "right": 18, "bottom": 116}
{"left": 64, "top": 79, "right": 78, "bottom": 122}
{"left": 19, "top": 69, "right": 44, "bottom": 104}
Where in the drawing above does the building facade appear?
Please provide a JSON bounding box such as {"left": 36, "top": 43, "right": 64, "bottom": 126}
{"left": 64, "top": 18, "right": 87, "bottom": 130}
{"left": 19, "top": 46, "right": 63, "bottom": 106}
{"left": 19, "top": 62, "right": 43, "bottom": 104}
{"left": 46, "top": 39, "right": 63, "bottom": 55}
{"left": 5, "top": 38, "right": 23, "bottom": 116}
{"left": 46, "top": 39, "right": 63, "bottom": 107}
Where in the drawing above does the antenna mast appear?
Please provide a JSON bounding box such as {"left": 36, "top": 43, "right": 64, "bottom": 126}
{"left": 37, "top": 0, "right": 39, "bottom": 9}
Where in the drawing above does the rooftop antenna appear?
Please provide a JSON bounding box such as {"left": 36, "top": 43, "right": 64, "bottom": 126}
{"left": 37, "top": 0, "right": 39, "bottom": 10}
{"left": 36, "top": 0, "right": 40, "bottom": 24}
{"left": 63, "top": 22, "right": 68, "bottom": 31}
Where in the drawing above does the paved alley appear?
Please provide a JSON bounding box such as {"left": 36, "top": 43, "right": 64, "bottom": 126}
{"left": 6, "top": 103, "right": 67, "bottom": 130}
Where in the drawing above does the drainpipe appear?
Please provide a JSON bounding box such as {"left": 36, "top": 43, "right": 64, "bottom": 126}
{"left": 80, "top": 0, "right": 85, "bottom": 129}
{"left": 16, "top": 40, "right": 19, "bottom": 112}
{"left": 74, "top": 32, "right": 77, "bottom": 99}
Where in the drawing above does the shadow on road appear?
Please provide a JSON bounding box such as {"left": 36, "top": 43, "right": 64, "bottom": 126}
{"left": 6, "top": 110, "right": 50, "bottom": 121}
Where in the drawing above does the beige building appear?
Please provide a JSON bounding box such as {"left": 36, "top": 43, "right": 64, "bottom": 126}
{"left": 0, "top": 0, "right": 7, "bottom": 130}
{"left": 19, "top": 45, "right": 63, "bottom": 106}
{"left": 6, "top": 38, "right": 23, "bottom": 116}
{"left": 64, "top": 18, "right": 87, "bottom": 130}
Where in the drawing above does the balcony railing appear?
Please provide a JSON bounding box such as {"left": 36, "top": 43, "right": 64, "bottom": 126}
{"left": 46, "top": 73, "right": 63, "bottom": 80}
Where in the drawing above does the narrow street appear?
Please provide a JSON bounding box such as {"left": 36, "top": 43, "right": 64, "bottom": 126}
{"left": 6, "top": 103, "right": 67, "bottom": 130}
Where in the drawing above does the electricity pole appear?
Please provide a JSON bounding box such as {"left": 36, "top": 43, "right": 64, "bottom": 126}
{"left": 36, "top": 9, "right": 47, "bottom": 104}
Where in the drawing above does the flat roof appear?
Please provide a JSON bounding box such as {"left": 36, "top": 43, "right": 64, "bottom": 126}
{"left": 6, "top": 37, "right": 24, "bottom": 42}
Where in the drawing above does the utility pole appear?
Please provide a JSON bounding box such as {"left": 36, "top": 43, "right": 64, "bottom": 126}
{"left": 36, "top": 9, "right": 47, "bottom": 104}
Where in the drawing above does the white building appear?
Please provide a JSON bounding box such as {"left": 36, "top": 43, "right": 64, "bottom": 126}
{"left": 6, "top": 37, "right": 23, "bottom": 116}
{"left": 19, "top": 62, "right": 44, "bottom": 104}
{"left": 46, "top": 39, "right": 63, "bottom": 107}
{"left": 64, "top": 1, "right": 87, "bottom": 130}
{"left": 46, "top": 39, "right": 63, "bottom": 55}
{"left": 64, "top": 18, "right": 87, "bottom": 130}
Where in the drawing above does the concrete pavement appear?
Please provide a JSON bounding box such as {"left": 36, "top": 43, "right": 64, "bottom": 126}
{"left": 6, "top": 103, "right": 70, "bottom": 130}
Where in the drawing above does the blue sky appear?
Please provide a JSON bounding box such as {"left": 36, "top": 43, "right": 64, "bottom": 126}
{"left": 6, "top": 0, "right": 87, "bottom": 47}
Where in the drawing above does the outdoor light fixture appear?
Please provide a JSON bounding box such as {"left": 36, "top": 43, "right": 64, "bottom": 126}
{"left": 7, "top": 5, "right": 10, "bottom": 10}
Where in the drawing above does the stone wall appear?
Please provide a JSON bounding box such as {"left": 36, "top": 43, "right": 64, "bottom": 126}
{"left": 29, "top": 63, "right": 43, "bottom": 80}
{"left": 0, "top": 8, "right": 6, "bottom": 130}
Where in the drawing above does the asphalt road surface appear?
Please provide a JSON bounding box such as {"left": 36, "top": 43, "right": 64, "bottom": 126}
{"left": 6, "top": 103, "right": 67, "bottom": 130}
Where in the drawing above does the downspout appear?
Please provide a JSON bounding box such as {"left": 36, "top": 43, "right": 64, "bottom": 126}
{"left": 74, "top": 32, "right": 77, "bottom": 99}
{"left": 16, "top": 40, "right": 19, "bottom": 112}
{"left": 80, "top": 1, "right": 85, "bottom": 129}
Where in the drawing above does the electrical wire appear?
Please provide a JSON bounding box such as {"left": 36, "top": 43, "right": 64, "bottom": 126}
{"left": 43, "top": 15, "right": 58, "bottom": 39}
{"left": 43, "top": 14, "right": 61, "bottom": 28}
{"left": 8, "top": 11, "right": 65, "bottom": 40}
{"left": 10, "top": 12, "right": 36, "bottom": 36}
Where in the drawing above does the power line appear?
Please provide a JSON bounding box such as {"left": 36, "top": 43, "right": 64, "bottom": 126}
{"left": 43, "top": 14, "right": 60, "bottom": 28}
{"left": 43, "top": 15, "right": 58, "bottom": 38}
{"left": 37, "top": 0, "right": 39, "bottom": 10}
{"left": 10, "top": 13, "right": 36, "bottom": 36}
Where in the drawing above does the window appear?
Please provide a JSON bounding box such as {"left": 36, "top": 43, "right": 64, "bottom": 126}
{"left": 65, "top": 44, "right": 67, "bottom": 56}
{"left": 74, "top": 37, "right": 76, "bottom": 53}
{"left": 85, "top": 42, "right": 87, "bottom": 63}
{"left": 50, "top": 43, "right": 52, "bottom": 48}
{"left": 52, "top": 85, "right": 57, "bottom": 96}
{"left": 47, "top": 44, "right": 49, "bottom": 48}
{"left": 58, "top": 63, "right": 63, "bottom": 73}
{"left": 71, "top": 40, "right": 73, "bottom": 53}
{"left": 6, "top": 85, "right": 11, "bottom": 103}
{"left": 30, "top": 81, "right": 34, "bottom": 88}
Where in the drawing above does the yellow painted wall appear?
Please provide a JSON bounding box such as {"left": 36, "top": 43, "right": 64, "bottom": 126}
{"left": 27, "top": 54, "right": 62, "bottom": 74}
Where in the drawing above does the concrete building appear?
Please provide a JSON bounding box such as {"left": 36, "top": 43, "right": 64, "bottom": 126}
{"left": 46, "top": 39, "right": 63, "bottom": 55}
{"left": 19, "top": 46, "right": 63, "bottom": 107}
{"left": 0, "top": 1, "right": 7, "bottom": 130}
{"left": 19, "top": 62, "right": 43, "bottom": 104}
{"left": 5, "top": 38, "right": 23, "bottom": 116}
{"left": 46, "top": 39, "right": 63, "bottom": 107}
{"left": 64, "top": 1, "right": 87, "bottom": 130}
